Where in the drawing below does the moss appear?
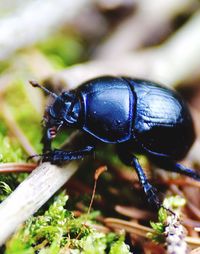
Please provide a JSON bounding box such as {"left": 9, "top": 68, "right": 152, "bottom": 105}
{"left": 6, "top": 192, "right": 132, "bottom": 254}
{"left": 109, "top": 236, "right": 131, "bottom": 254}
{"left": 0, "top": 116, "right": 25, "bottom": 162}
{"left": 0, "top": 171, "right": 28, "bottom": 202}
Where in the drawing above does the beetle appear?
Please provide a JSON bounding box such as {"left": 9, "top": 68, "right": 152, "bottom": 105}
{"left": 30, "top": 76, "right": 200, "bottom": 207}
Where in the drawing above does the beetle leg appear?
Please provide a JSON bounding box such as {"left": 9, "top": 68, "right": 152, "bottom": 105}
{"left": 42, "top": 145, "right": 94, "bottom": 164}
{"left": 157, "top": 160, "right": 200, "bottom": 181}
{"left": 41, "top": 127, "right": 52, "bottom": 153}
{"left": 117, "top": 147, "right": 161, "bottom": 208}
{"left": 132, "top": 156, "right": 161, "bottom": 208}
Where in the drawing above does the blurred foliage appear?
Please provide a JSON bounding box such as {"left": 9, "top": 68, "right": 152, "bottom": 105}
{"left": 4, "top": 80, "right": 42, "bottom": 152}
{"left": 0, "top": 61, "right": 10, "bottom": 73}
{"left": 37, "top": 33, "right": 85, "bottom": 69}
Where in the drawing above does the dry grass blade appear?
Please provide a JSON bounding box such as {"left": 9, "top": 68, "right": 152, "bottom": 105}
{"left": 190, "top": 247, "right": 200, "bottom": 254}
{"left": 87, "top": 165, "right": 107, "bottom": 215}
{"left": 0, "top": 161, "right": 79, "bottom": 246}
{"left": 48, "top": 11, "right": 200, "bottom": 91}
{"left": 115, "top": 205, "right": 155, "bottom": 220}
{"left": 0, "top": 0, "right": 92, "bottom": 60}
{"left": 1, "top": 103, "right": 37, "bottom": 159}
{"left": 163, "top": 178, "right": 200, "bottom": 188}
{"left": 186, "top": 237, "right": 200, "bottom": 248}
{"left": 0, "top": 131, "right": 86, "bottom": 246}
{"left": 94, "top": 165, "right": 107, "bottom": 181}
{"left": 0, "top": 163, "right": 36, "bottom": 173}
{"left": 95, "top": 0, "right": 193, "bottom": 58}
{"left": 104, "top": 217, "right": 153, "bottom": 237}
{"left": 104, "top": 217, "right": 200, "bottom": 248}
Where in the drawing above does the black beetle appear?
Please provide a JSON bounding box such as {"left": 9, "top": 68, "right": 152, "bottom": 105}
{"left": 30, "top": 76, "right": 200, "bottom": 207}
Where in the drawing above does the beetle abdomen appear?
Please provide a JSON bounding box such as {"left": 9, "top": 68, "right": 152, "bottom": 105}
{"left": 78, "top": 76, "right": 136, "bottom": 143}
{"left": 125, "top": 78, "right": 195, "bottom": 160}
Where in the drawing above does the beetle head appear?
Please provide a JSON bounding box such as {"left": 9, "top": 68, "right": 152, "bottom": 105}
{"left": 30, "top": 81, "right": 81, "bottom": 140}
{"left": 48, "top": 91, "right": 81, "bottom": 126}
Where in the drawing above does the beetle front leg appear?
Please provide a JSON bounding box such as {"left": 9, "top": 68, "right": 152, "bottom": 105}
{"left": 131, "top": 156, "right": 161, "bottom": 208}
{"left": 41, "top": 126, "right": 56, "bottom": 153}
{"left": 42, "top": 145, "right": 95, "bottom": 164}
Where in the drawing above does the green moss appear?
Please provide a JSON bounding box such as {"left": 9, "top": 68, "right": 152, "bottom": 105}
{"left": 163, "top": 195, "right": 186, "bottom": 209}
{"left": 5, "top": 234, "right": 34, "bottom": 254}
{"left": 109, "top": 236, "right": 131, "bottom": 254}
{"left": 6, "top": 192, "right": 132, "bottom": 254}
{"left": 0, "top": 181, "right": 12, "bottom": 201}
{"left": 0, "top": 118, "right": 26, "bottom": 162}
{"left": 0, "top": 133, "right": 25, "bottom": 162}
{"left": 0, "top": 172, "right": 28, "bottom": 202}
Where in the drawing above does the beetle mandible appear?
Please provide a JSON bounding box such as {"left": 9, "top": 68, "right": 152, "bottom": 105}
{"left": 30, "top": 76, "right": 200, "bottom": 207}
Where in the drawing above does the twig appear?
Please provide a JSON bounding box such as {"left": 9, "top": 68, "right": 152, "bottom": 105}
{"left": 48, "top": 10, "right": 200, "bottom": 89}
{"left": 0, "top": 131, "right": 84, "bottom": 246}
{"left": 170, "top": 185, "right": 200, "bottom": 221}
{"left": 190, "top": 247, "right": 200, "bottom": 254}
{"left": 75, "top": 165, "right": 107, "bottom": 240}
{"left": 95, "top": 0, "right": 194, "bottom": 58}
{"left": 115, "top": 205, "right": 155, "bottom": 220}
{"left": 0, "top": 0, "right": 91, "bottom": 60}
{"left": 1, "top": 102, "right": 37, "bottom": 159}
{"left": 0, "top": 163, "right": 36, "bottom": 173}
{"left": 161, "top": 177, "right": 200, "bottom": 188}
{"left": 104, "top": 217, "right": 153, "bottom": 237}
{"left": 0, "top": 161, "right": 78, "bottom": 246}
{"left": 104, "top": 217, "right": 200, "bottom": 247}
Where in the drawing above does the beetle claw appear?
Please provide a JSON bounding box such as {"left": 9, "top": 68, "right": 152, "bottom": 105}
{"left": 40, "top": 150, "right": 60, "bottom": 164}
{"left": 146, "top": 186, "right": 161, "bottom": 208}
{"left": 27, "top": 153, "right": 43, "bottom": 162}
{"left": 27, "top": 151, "right": 54, "bottom": 163}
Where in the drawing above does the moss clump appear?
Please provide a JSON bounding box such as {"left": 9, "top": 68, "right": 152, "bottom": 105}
{"left": 5, "top": 192, "right": 131, "bottom": 254}
{"left": 0, "top": 118, "right": 25, "bottom": 162}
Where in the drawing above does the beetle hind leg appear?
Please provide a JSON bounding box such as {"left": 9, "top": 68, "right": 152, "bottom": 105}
{"left": 157, "top": 160, "right": 200, "bottom": 181}
{"left": 117, "top": 147, "right": 161, "bottom": 208}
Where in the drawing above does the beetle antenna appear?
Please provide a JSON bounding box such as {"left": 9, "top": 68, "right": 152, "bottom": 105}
{"left": 29, "top": 80, "right": 58, "bottom": 99}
